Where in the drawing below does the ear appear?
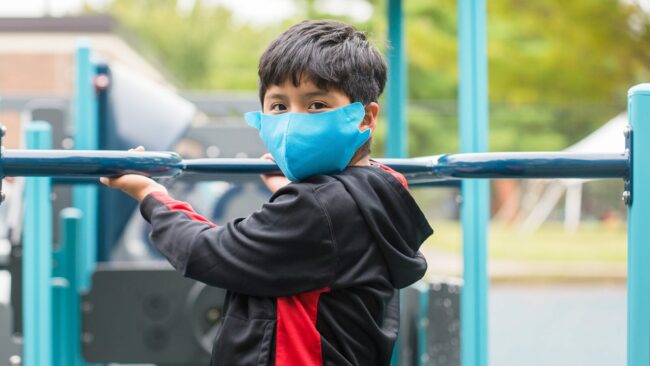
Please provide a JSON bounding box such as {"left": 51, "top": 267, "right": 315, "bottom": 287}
{"left": 359, "top": 102, "right": 379, "bottom": 133}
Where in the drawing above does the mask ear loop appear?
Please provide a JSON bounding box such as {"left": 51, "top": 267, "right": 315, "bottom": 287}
{"left": 351, "top": 102, "right": 372, "bottom": 134}
{"left": 343, "top": 102, "right": 372, "bottom": 156}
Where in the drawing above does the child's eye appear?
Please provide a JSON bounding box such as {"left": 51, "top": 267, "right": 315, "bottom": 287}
{"left": 271, "top": 103, "right": 287, "bottom": 112}
{"left": 308, "top": 102, "right": 328, "bottom": 110}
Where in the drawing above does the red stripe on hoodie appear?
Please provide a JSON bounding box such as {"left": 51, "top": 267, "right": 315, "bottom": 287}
{"left": 276, "top": 288, "right": 330, "bottom": 366}
{"left": 150, "top": 191, "right": 217, "bottom": 227}
{"left": 371, "top": 162, "right": 409, "bottom": 190}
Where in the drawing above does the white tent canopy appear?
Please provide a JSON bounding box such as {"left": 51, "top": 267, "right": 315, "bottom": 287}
{"left": 516, "top": 113, "right": 628, "bottom": 232}
{"left": 565, "top": 113, "right": 628, "bottom": 153}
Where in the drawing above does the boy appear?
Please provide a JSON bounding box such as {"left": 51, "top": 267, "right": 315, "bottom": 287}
{"left": 101, "top": 20, "right": 432, "bottom": 366}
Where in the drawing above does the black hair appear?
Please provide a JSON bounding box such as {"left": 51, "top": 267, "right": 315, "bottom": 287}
{"left": 257, "top": 20, "right": 387, "bottom": 106}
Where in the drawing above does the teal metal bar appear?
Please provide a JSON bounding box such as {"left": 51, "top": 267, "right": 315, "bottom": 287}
{"left": 52, "top": 278, "right": 71, "bottom": 366}
{"left": 73, "top": 41, "right": 98, "bottom": 292}
{"left": 23, "top": 121, "right": 53, "bottom": 366}
{"left": 627, "top": 83, "right": 650, "bottom": 366}
{"left": 0, "top": 150, "right": 628, "bottom": 180}
{"left": 53, "top": 208, "right": 85, "bottom": 366}
{"left": 386, "top": 0, "right": 408, "bottom": 158}
{"left": 458, "top": 1, "right": 489, "bottom": 366}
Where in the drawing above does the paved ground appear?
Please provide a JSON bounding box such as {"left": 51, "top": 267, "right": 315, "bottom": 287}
{"left": 419, "top": 247, "right": 627, "bottom": 366}
{"left": 489, "top": 283, "right": 625, "bottom": 366}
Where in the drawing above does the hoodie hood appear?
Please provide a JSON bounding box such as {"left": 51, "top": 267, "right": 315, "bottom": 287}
{"left": 332, "top": 165, "right": 433, "bottom": 288}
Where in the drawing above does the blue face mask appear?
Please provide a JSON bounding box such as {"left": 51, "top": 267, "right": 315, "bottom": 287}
{"left": 244, "top": 102, "right": 371, "bottom": 181}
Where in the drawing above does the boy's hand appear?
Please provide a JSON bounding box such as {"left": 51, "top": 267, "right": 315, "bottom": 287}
{"left": 99, "top": 146, "right": 168, "bottom": 202}
{"left": 260, "top": 153, "right": 290, "bottom": 194}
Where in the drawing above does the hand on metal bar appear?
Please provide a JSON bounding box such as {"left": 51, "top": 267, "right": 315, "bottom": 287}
{"left": 99, "top": 146, "right": 168, "bottom": 202}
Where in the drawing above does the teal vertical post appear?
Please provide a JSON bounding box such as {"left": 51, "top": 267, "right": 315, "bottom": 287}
{"left": 386, "top": 0, "right": 407, "bottom": 158}
{"left": 627, "top": 83, "right": 650, "bottom": 366}
{"left": 387, "top": 4, "right": 407, "bottom": 361}
{"left": 458, "top": 1, "right": 489, "bottom": 366}
{"left": 73, "top": 41, "right": 98, "bottom": 292}
{"left": 53, "top": 208, "right": 85, "bottom": 366}
{"left": 23, "top": 121, "right": 53, "bottom": 366}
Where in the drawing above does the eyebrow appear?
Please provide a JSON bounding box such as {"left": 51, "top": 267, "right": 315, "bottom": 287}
{"left": 265, "top": 93, "right": 288, "bottom": 101}
{"left": 265, "top": 91, "right": 330, "bottom": 102}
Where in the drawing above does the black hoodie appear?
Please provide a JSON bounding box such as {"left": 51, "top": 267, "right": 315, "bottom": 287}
{"left": 139, "top": 163, "right": 433, "bottom": 366}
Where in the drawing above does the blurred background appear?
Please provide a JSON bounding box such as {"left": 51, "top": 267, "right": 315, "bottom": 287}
{"left": 1, "top": 0, "right": 649, "bottom": 365}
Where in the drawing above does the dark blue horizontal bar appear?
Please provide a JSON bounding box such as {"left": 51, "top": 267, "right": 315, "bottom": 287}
{"left": 1, "top": 150, "right": 182, "bottom": 178}
{"left": 429, "top": 152, "right": 629, "bottom": 179}
{"left": 1, "top": 149, "right": 629, "bottom": 182}
{"left": 181, "top": 158, "right": 279, "bottom": 175}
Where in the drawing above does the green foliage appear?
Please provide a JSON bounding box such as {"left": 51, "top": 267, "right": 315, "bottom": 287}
{"left": 107, "top": 0, "right": 280, "bottom": 90}
{"left": 101, "top": 0, "right": 650, "bottom": 154}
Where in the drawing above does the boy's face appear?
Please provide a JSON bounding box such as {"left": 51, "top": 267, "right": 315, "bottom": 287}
{"left": 262, "top": 76, "right": 379, "bottom": 138}
{"left": 263, "top": 77, "right": 352, "bottom": 115}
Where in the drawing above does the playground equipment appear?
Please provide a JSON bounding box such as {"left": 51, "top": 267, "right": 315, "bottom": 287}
{"left": 0, "top": 84, "right": 641, "bottom": 365}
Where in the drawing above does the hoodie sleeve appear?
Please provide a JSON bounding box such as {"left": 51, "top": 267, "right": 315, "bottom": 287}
{"left": 139, "top": 185, "right": 337, "bottom": 297}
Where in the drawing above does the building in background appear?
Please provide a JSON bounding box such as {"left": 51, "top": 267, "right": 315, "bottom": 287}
{"left": 0, "top": 15, "right": 174, "bottom": 148}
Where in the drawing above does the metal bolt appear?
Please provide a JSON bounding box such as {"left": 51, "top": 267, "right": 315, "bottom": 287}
{"left": 622, "top": 191, "right": 631, "bottom": 205}
{"left": 0, "top": 191, "right": 5, "bottom": 204}
{"left": 624, "top": 126, "right": 632, "bottom": 138}
{"left": 455, "top": 194, "right": 463, "bottom": 205}
{"left": 9, "top": 355, "right": 21, "bottom": 366}
{"left": 0, "top": 125, "right": 6, "bottom": 137}
{"left": 206, "top": 307, "right": 222, "bottom": 323}
{"left": 82, "top": 301, "right": 94, "bottom": 313}
{"left": 82, "top": 332, "right": 94, "bottom": 344}
{"left": 93, "top": 74, "right": 110, "bottom": 90}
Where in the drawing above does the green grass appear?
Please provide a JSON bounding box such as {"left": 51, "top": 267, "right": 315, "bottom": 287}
{"left": 426, "top": 220, "right": 627, "bottom": 263}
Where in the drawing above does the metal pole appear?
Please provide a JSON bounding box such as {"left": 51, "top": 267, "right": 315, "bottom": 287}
{"left": 458, "top": 0, "right": 489, "bottom": 365}
{"left": 0, "top": 150, "right": 628, "bottom": 181}
{"left": 53, "top": 208, "right": 84, "bottom": 366}
{"left": 1, "top": 150, "right": 182, "bottom": 177}
{"left": 627, "top": 83, "right": 650, "bottom": 366}
{"left": 23, "top": 121, "right": 53, "bottom": 366}
{"left": 386, "top": 0, "right": 408, "bottom": 158}
{"left": 73, "top": 41, "right": 98, "bottom": 292}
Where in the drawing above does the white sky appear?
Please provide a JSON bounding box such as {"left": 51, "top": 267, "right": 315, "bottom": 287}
{"left": 0, "top": 0, "right": 374, "bottom": 24}
{"left": 1, "top": 0, "right": 648, "bottom": 24}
